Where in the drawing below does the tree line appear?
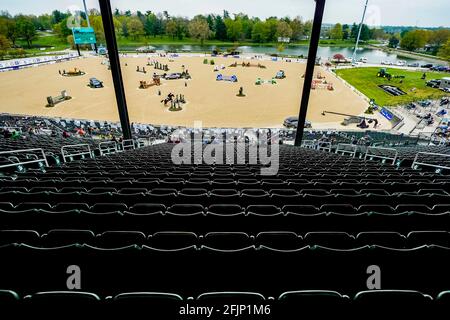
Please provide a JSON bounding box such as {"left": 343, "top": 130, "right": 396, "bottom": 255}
{"left": 326, "top": 22, "right": 450, "bottom": 62}
{"left": 0, "top": 9, "right": 314, "bottom": 51}
{"left": 0, "top": 8, "right": 449, "bottom": 62}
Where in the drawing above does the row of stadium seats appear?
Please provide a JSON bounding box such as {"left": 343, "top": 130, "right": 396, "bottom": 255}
{"left": 1, "top": 182, "right": 449, "bottom": 194}
{"left": 0, "top": 134, "right": 99, "bottom": 153}
{"left": 1, "top": 230, "right": 449, "bottom": 249}
{"left": 1, "top": 243, "right": 450, "bottom": 298}
{"left": 1, "top": 289, "right": 449, "bottom": 315}
{"left": 1, "top": 188, "right": 448, "bottom": 204}
{"left": 1, "top": 142, "right": 449, "bottom": 310}
{"left": 0, "top": 204, "right": 447, "bottom": 233}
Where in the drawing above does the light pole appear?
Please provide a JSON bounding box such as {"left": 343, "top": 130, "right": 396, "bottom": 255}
{"left": 83, "top": 0, "right": 96, "bottom": 52}
{"left": 352, "top": 0, "right": 369, "bottom": 65}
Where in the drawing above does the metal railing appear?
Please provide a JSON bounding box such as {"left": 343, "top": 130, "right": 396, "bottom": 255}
{"left": 412, "top": 152, "right": 450, "bottom": 172}
{"left": 335, "top": 143, "right": 358, "bottom": 157}
{"left": 0, "top": 148, "right": 48, "bottom": 169}
{"left": 121, "top": 139, "right": 136, "bottom": 151}
{"left": 301, "top": 140, "right": 316, "bottom": 149}
{"left": 136, "top": 138, "right": 147, "bottom": 148}
{"left": 61, "top": 144, "right": 92, "bottom": 163}
{"left": 99, "top": 141, "right": 118, "bottom": 156}
{"left": 364, "top": 146, "right": 398, "bottom": 165}
{"left": 317, "top": 141, "right": 332, "bottom": 152}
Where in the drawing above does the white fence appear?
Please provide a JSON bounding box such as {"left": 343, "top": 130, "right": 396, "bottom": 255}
{"left": 0, "top": 53, "right": 81, "bottom": 72}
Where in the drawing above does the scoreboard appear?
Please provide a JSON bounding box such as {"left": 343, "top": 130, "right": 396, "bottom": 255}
{"left": 72, "top": 27, "right": 97, "bottom": 45}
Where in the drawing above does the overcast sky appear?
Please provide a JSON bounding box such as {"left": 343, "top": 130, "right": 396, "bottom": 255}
{"left": 1, "top": 0, "right": 449, "bottom": 27}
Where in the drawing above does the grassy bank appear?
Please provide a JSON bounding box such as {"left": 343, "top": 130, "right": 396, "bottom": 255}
{"left": 16, "top": 35, "right": 69, "bottom": 53}
{"left": 116, "top": 36, "right": 375, "bottom": 48}
{"left": 335, "top": 67, "right": 449, "bottom": 106}
{"left": 6, "top": 34, "right": 377, "bottom": 59}
{"left": 368, "top": 44, "right": 448, "bottom": 64}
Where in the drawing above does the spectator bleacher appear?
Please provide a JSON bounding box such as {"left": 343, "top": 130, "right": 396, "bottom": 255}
{"left": 0, "top": 139, "right": 449, "bottom": 313}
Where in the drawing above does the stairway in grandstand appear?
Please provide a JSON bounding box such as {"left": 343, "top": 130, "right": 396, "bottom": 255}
{"left": 0, "top": 137, "right": 450, "bottom": 314}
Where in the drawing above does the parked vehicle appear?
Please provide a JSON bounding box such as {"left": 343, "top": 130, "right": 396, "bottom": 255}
{"left": 440, "top": 97, "right": 449, "bottom": 106}
{"left": 407, "top": 62, "right": 420, "bottom": 68}
{"left": 431, "top": 65, "right": 449, "bottom": 72}
{"left": 426, "top": 79, "right": 441, "bottom": 88}
{"left": 283, "top": 116, "right": 311, "bottom": 129}
{"left": 418, "top": 100, "right": 432, "bottom": 107}
{"left": 164, "top": 73, "right": 182, "bottom": 80}
{"left": 88, "top": 77, "right": 103, "bottom": 88}
{"left": 421, "top": 64, "right": 433, "bottom": 69}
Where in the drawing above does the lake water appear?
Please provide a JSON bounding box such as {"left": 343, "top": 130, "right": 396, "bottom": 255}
{"left": 125, "top": 44, "right": 432, "bottom": 65}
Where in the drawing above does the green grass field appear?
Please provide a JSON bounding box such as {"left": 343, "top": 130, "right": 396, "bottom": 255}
{"left": 335, "top": 67, "right": 449, "bottom": 106}
{"left": 115, "top": 36, "right": 375, "bottom": 48}
{"left": 13, "top": 35, "right": 70, "bottom": 57}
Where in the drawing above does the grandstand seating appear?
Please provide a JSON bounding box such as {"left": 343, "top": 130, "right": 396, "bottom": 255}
{"left": 0, "top": 140, "right": 449, "bottom": 314}
{"left": 0, "top": 112, "right": 450, "bottom": 314}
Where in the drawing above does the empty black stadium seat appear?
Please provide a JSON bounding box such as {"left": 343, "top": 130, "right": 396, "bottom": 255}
{"left": 178, "top": 188, "right": 208, "bottom": 203}
{"left": 256, "top": 232, "right": 302, "bottom": 250}
{"left": 321, "top": 204, "right": 357, "bottom": 214}
{"left": 407, "top": 231, "right": 450, "bottom": 247}
{"left": 356, "top": 231, "right": 406, "bottom": 248}
{"left": 53, "top": 202, "right": 90, "bottom": 212}
{"left": 89, "top": 203, "right": 127, "bottom": 213}
{"left": 196, "top": 291, "right": 265, "bottom": 305}
{"left": 148, "top": 188, "right": 178, "bottom": 204}
{"left": 15, "top": 202, "right": 52, "bottom": 212}
{"left": 278, "top": 290, "right": 350, "bottom": 316}
{"left": 247, "top": 205, "right": 283, "bottom": 216}
{"left": 127, "top": 203, "right": 166, "bottom": 215}
{"left": 353, "top": 290, "right": 433, "bottom": 313}
{"left": 0, "top": 230, "right": 40, "bottom": 246}
{"left": 241, "top": 189, "right": 269, "bottom": 205}
{"left": 358, "top": 204, "right": 394, "bottom": 214}
{"left": 304, "top": 232, "right": 355, "bottom": 249}
{"left": 150, "top": 232, "right": 198, "bottom": 250}
{"left": 202, "top": 232, "right": 253, "bottom": 250}
{"left": 207, "top": 204, "right": 244, "bottom": 216}
{"left": 23, "top": 291, "right": 101, "bottom": 312}
{"left": 110, "top": 292, "right": 183, "bottom": 314}
{"left": 167, "top": 204, "right": 204, "bottom": 216}
{"left": 436, "top": 291, "right": 450, "bottom": 307}
{"left": 283, "top": 205, "right": 319, "bottom": 215}
{"left": 97, "top": 231, "right": 146, "bottom": 248}
{"left": 0, "top": 290, "right": 19, "bottom": 308}
{"left": 42, "top": 229, "right": 95, "bottom": 247}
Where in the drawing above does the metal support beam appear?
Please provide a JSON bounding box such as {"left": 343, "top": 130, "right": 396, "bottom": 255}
{"left": 352, "top": 0, "right": 369, "bottom": 64}
{"left": 98, "top": 0, "right": 132, "bottom": 140}
{"left": 294, "top": 0, "right": 326, "bottom": 146}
